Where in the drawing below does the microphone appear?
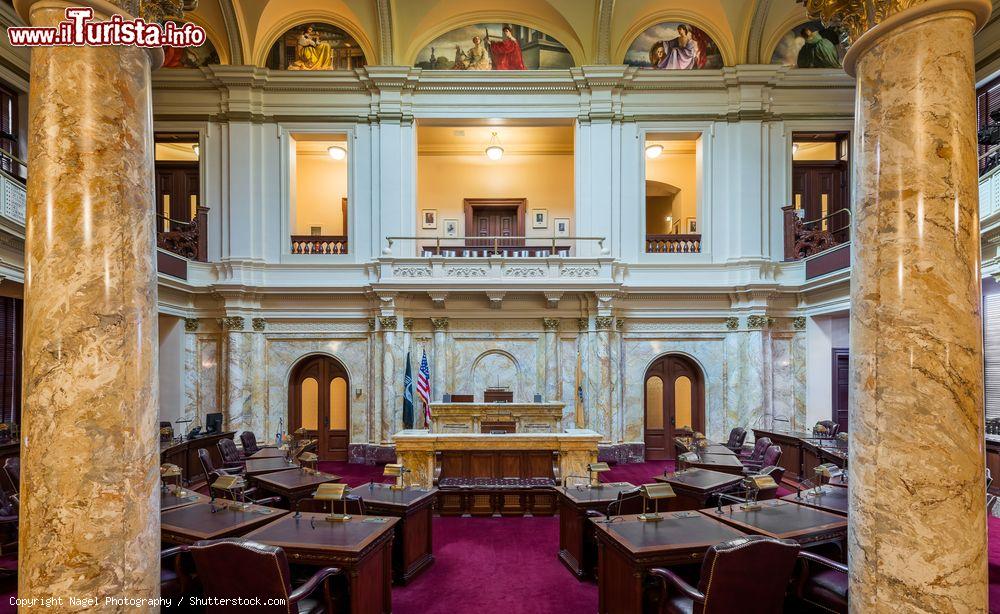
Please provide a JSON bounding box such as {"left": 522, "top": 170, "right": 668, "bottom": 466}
{"left": 293, "top": 499, "right": 302, "bottom": 519}
{"left": 714, "top": 492, "right": 746, "bottom": 515}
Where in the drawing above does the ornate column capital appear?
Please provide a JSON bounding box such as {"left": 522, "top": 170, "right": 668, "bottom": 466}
{"left": 251, "top": 318, "right": 266, "bottom": 332}
{"left": 792, "top": 316, "right": 807, "bottom": 330}
{"left": 220, "top": 316, "right": 244, "bottom": 331}
{"left": 543, "top": 318, "right": 560, "bottom": 331}
{"left": 746, "top": 315, "right": 773, "bottom": 329}
{"left": 431, "top": 317, "right": 449, "bottom": 331}
{"left": 578, "top": 317, "right": 589, "bottom": 332}
{"left": 183, "top": 317, "right": 199, "bottom": 332}
{"left": 595, "top": 316, "right": 614, "bottom": 331}
{"left": 402, "top": 317, "right": 414, "bottom": 332}
{"left": 368, "top": 318, "right": 376, "bottom": 332}
{"left": 725, "top": 317, "right": 740, "bottom": 330}
{"left": 379, "top": 316, "right": 397, "bottom": 330}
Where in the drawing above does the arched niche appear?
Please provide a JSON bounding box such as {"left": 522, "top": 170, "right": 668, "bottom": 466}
{"left": 471, "top": 351, "right": 520, "bottom": 401}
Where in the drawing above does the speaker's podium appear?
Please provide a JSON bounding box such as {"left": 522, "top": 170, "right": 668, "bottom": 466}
{"left": 429, "top": 389, "right": 564, "bottom": 434}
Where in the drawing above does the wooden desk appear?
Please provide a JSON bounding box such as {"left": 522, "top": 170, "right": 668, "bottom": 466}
{"left": 252, "top": 468, "right": 341, "bottom": 506}
{"left": 752, "top": 429, "right": 848, "bottom": 482}
{"left": 248, "top": 447, "right": 286, "bottom": 459}
{"left": 356, "top": 482, "right": 437, "bottom": 584}
{"left": 828, "top": 474, "right": 848, "bottom": 488}
{"left": 244, "top": 513, "right": 398, "bottom": 614}
{"left": 160, "top": 486, "right": 209, "bottom": 512}
{"left": 161, "top": 501, "right": 287, "bottom": 545}
{"left": 160, "top": 432, "right": 237, "bottom": 486}
{"left": 554, "top": 482, "right": 636, "bottom": 580}
{"left": 593, "top": 513, "right": 746, "bottom": 614}
{"left": 781, "top": 486, "right": 849, "bottom": 516}
{"left": 674, "top": 438, "right": 736, "bottom": 457}
{"left": 681, "top": 453, "right": 745, "bottom": 476}
{"left": 244, "top": 457, "right": 299, "bottom": 477}
{"left": 655, "top": 469, "right": 743, "bottom": 511}
{"left": 699, "top": 500, "right": 847, "bottom": 549}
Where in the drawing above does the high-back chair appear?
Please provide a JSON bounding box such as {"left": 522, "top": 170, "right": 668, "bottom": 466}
{"left": 725, "top": 427, "right": 747, "bottom": 452}
{"left": 744, "top": 444, "right": 782, "bottom": 474}
{"left": 606, "top": 487, "right": 646, "bottom": 517}
{"left": 741, "top": 437, "right": 771, "bottom": 463}
{"left": 197, "top": 449, "right": 278, "bottom": 506}
{"left": 792, "top": 550, "right": 848, "bottom": 613}
{"left": 814, "top": 420, "right": 839, "bottom": 437}
{"left": 240, "top": 431, "right": 261, "bottom": 456}
{"left": 217, "top": 438, "right": 245, "bottom": 469}
{"left": 651, "top": 535, "right": 801, "bottom": 614}
{"left": 188, "top": 539, "right": 342, "bottom": 614}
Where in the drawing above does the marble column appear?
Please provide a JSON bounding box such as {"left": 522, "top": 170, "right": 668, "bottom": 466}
{"left": 610, "top": 319, "right": 624, "bottom": 442}
{"left": 542, "top": 318, "right": 559, "bottom": 402}
{"left": 594, "top": 316, "right": 614, "bottom": 442}
{"left": 802, "top": 0, "right": 991, "bottom": 610}
{"left": 181, "top": 318, "right": 200, "bottom": 426}
{"left": 574, "top": 317, "right": 589, "bottom": 428}
{"left": 222, "top": 316, "right": 250, "bottom": 433}
{"left": 380, "top": 316, "right": 397, "bottom": 442}
{"left": 431, "top": 318, "right": 448, "bottom": 402}
{"left": 249, "top": 318, "right": 267, "bottom": 438}
{"left": 15, "top": 0, "right": 165, "bottom": 607}
{"left": 368, "top": 318, "right": 380, "bottom": 444}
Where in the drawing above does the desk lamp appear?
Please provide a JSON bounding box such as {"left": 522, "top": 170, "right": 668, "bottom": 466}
{"left": 160, "top": 463, "right": 184, "bottom": 495}
{"left": 637, "top": 483, "right": 676, "bottom": 522}
{"left": 739, "top": 475, "right": 777, "bottom": 511}
{"left": 313, "top": 483, "right": 352, "bottom": 522}
{"left": 815, "top": 463, "right": 843, "bottom": 490}
{"left": 212, "top": 475, "right": 250, "bottom": 511}
{"left": 299, "top": 451, "right": 318, "bottom": 474}
{"left": 677, "top": 452, "right": 699, "bottom": 470}
{"left": 383, "top": 463, "right": 409, "bottom": 490}
{"left": 587, "top": 462, "right": 610, "bottom": 488}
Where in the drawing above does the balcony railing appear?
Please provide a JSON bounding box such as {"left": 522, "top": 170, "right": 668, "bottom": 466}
{"left": 782, "top": 205, "right": 851, "bottom": 261}
{"left": 156, "top": 206, "right": 208, "bottom": 262}
{"left": 645, "top": 234, "right": 701, "bottom": 253}
{"left": 291, "top": 235, "right": 348, "bottom": 255}
{"left": 384, "top": 235, "right": 608, "bottom": 258}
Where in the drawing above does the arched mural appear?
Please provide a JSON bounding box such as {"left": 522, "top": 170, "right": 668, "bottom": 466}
{"left": 266, "top": 23, "right": 367, "bottom": 70}
{"left": 161, "top": 36, "right": 219, "bottom": 68}
{"left": 770, "top": 21, "right": 847, "bottom": 69}
{"left": 414, "top": 24, "right": 573, "bottom": 70}
{"left": 625, "top": 22, "right": 723, "bottom": 70}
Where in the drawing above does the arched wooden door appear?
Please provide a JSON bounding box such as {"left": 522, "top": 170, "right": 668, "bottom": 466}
{"left": 288, "top": 355, "right": 349, "bottom": 461}
{"left": 644, "top": 354, "right": 705, "bottom": 460}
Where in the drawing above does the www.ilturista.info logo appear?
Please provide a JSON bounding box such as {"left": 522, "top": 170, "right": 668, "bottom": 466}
{"left": 7, "top": 7, "right": 205, "bottom": 48}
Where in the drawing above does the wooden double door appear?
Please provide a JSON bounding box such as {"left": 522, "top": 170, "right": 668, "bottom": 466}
{"left": 644, "top": 355, "right": 705, "bottom": 461}
{"left": 464, "top": 198, "right": 525, "bottom": 249}
{"left": 288, "top": 355, "right": 350, "bottom": 461}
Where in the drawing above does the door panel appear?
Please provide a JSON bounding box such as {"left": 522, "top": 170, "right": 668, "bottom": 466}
{"left": 645, "top": 355, "right": 705, "bottom": 460}
{"left": 288, "top": 356, "right": 350, "bottom": 461}
{"left": 832, "top": 349, "right": 849, "bottom": 433}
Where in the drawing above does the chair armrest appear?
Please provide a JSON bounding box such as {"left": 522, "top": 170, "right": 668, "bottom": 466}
{"left": 160, "top": 545, "right": 188, "bottom": 560}
{"left": 585, "top": 510, "right": 603, "bottom": 519}
{"left": 798, "top": 550, "right": 848, "bottom": 574}
{"left": 649, "top": 567, "right": 704, "bottom": 603}
{"left": 252, "top": 496, "right": 282, "bottom": 507}
{"left": 288, "top": 567, "right": 341, "bottom": 605}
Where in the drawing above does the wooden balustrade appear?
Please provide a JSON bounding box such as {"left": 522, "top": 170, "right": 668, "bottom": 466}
{"left": 781, "top": 205, "right": 847, "bottom": 261}
{"left": 291, "top": 235, "right": 349, "bottom": 255}
{"left": 156, "top": 205, "right": 208, "bottom": 262}
{"left": 645, "top": 234, "right": 701, "bottom": 253}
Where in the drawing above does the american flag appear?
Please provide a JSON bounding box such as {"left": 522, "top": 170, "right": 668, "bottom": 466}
{"left": 417, "top": 349, "right": 431, "bottom": 425}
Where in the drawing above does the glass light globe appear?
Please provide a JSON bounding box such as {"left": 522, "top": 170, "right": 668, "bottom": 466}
{"left": 645, "top": 144, "right": 663, "bottom": 159}
{"left": 328, "top": 146, "right": 347, "bottom": 160}
{"left": 485, "top": 145, "right": 504, "bottom": 161}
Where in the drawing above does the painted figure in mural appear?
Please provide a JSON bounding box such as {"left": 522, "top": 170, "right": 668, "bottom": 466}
{"left": 486, "top": 25, "right": 525, "bottom": 70}
{"left": 288, "top": 25, "right": 334, "bottom": 70}
{"left": 796, "top": 26, "right": 841, "bottom": 68}
{"left": 649, "top": 24, "right": 702, "bottom": 70}
{"left": 466, "top": 36, "right": 493, "bottom": 70}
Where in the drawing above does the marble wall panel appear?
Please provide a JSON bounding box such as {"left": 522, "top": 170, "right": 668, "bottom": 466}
{"left": 447, "top": 334, "right": 543, "bottom": 401}
{"left": 559, "top": 337, "right": 580, "bottom": 427}
{"left": 196, "top": 336, "right": 220, "bottom": 425}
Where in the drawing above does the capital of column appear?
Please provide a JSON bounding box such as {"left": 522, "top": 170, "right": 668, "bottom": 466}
{"left": 799, "top": 0, "right": 990, "bottom": 76}
{"left": 403, "top": 317, "right": 414, "bottom": 332}
{"left": 542, "top": 318, "right": 560, "bottom": 331}
{"left": 595, "top": 316, "right": 614, "bottom": 331}
{"left": 379, "top": 316, "right": 398, "bottom": 330}
{"left": 220, "top": 316, "right": 245, "bottom": 331}
{"left": 431, "top": 317, "right": 449, "bottom": 331}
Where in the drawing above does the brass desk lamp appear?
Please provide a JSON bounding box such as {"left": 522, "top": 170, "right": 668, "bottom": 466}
{"left": 740, "top": 475, "right": 777, "bottom": 511}
{"left": 160, "top": 463, "right": 184, "bottom": 496}
{"left": 383, "top": 463, "right": 409, "bottom": 490}
{"left": 211, "top": 475, "right": 250, "bottom": 511}
{"left": 587, "top": 462, "right": 610, "bottom": 488}
{"left": 638, "top": 483, "right": 676, "bottom": 522}
{"left": 299, "top": 451, "right": 318, "bottom": 474}
{"left": 313, "top": 483, "right": 352, "bottom": 522}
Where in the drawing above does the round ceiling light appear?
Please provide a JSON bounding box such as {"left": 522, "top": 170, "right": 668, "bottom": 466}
{"left": 328, "top": 145, "right": 347, "bottom": 160}
{"left": 645, "top": 144, "right": 663, "bottom": 159}
{"left": 485, "top": 132, "right": 504, "bottom": 161}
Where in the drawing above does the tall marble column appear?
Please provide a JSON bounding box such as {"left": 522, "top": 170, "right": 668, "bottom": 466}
{"left": 368, "top": 318, "right": 380, "bottom": 444}
{"left": 801, "top": 0, "right": 991, "bottom": 610}
{"left": 594, "top": 316, "right": 614, "bottom": 442}
{"left": 575, "top": 317, "right": 589, "bottom": 428}
{"left": 431, "top": 318, "right": 448, "bottom": 402}
{"left": 15, "top": 0, "right": 168, "bottom": 606}
{"left": 380, "top": 316, "right": 397, "bottom": 442}
{"left": 542, "top": 318, "right": 559, "bottom": 402}
{"left": 222, "top": 315, "right": 250, "bottom": 433}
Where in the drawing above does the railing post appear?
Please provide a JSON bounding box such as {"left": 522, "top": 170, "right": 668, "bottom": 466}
{"left": 781, "top": 205, "right": 797, "bottom": 261}
{"left": 195, "top": 205, "right": 209, "bottom": 262}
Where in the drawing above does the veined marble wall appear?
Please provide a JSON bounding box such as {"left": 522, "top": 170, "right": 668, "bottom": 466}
{"left": 176, "top": 315, "right": 806, "bottom": 452}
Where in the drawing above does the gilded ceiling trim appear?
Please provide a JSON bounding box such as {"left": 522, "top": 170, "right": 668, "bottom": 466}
{"left": 798, "top": 0, "right": 929, "bottom": 44}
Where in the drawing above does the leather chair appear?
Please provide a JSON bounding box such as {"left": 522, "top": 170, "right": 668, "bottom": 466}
{"left": 651, "top": 535, "right": 801, "bottom": 614}
{"left": 724, "top": 427, "right": 747, "bottom": 452}
{"left": 297, "top": 494, "right": 366, "bottom": 516}
{"left": 744, "top": 444, "right": 782, "bottom": 474}
{"left": 188, "top": 539, "right": 342, "bottom": 613}
{"left": 792, "top": 550, "right": 848, "bottom": 613}
{"left": 160, "top": 545, "right": 197, "bottom": 603}
{"left": 240, "top": 431, "right": 261, "bottom": 456}
{"left": 217, "top": 438, "right": 246, "bottom": 469}
{"left": 814, "top": 420, "right": 839, "bottom": 437}
{"left": 0, "top": 484, "right": 17, "bottom": 555}
{"left": 606, "top": 487, "right": 646, "bottom": 517}
{"left": 198, "top": 449, "right": 280, "bottom": 506}
{"left": 4, "top": 457, "right": 18, "bottom": 495}
{"left": 739, "top": 437, "right": 771, "bottom": 463}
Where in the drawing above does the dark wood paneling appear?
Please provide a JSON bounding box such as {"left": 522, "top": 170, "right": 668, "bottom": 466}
{"left": 805, "top": 242, "right": 850, "bottom": 279}
{"left": 156, "top": 249, "right": 188, "bottom": 280}
{"left": 832, "top": 348, "right": 849, "bottom": 432}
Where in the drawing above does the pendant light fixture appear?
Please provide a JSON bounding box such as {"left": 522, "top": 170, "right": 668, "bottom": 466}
{"left": 328, "top": 145, "right": 347, "bottom": 160}
{"left": 645, "top": 144, "right": 663, "bottom": 159}
{"left": 485, "top": 132, "right": 504, "bottom": 161}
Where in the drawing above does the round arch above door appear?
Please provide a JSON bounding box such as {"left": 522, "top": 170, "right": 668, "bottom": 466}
{"left": 644, "top": 354, "right": 705, "bottom": 461}
{"left": 288, "top": 355, "right": 350, "bottom": 462}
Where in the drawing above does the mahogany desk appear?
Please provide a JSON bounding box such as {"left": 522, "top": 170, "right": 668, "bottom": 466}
{"left": 244, "top": 513, "right": 398, "bottom": 614}
{"left": 252, "top": 468, "right": 341, "bottom": 506}
{"left": 356, "top": 482, "right": 437, "bottom": 584}
{"left": 828, "top": 474, "right": 848, "bottom": 487}
{"left": 160, "top": 486, "right": 209, "bottom": 512}
{"left": 554, "top": 482, "right": 636, "bottom": 579}
{"left": 160, "top": 431, "right": 237, "bottom": 487}
{"left": 681, "top": 453, "right": 745, "bottom": 476}
{"left": 592, "top": 512, "right": 746, "bottom": 614}
{"left": 244, "top": 457, "right": 300, "bottom": 477}
{"left": 700, "top": 500, "right": 847, "bottom": 550}
{"left": 674, "top": 438, "right": 736, "bottom": 457}
{"left": 781, "top": 486, "right": 849, "bottom": 516}
{"left": 248, "top": 447, "right": 286, "bottom": 459}
{"left": 655, "top": 468, "right": 743, "bottom": 511}
{"left": 161, "top": 501, "right": 287, "bottom": 545}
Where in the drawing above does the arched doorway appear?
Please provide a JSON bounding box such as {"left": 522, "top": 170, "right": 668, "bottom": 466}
{"left": 644, "top": 354, "right": 705, "bottom": 460}
{"left": 288, "top": 355, "right": 350, "bottom": 461}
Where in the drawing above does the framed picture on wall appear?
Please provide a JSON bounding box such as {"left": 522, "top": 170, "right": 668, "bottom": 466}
{"left": 554, "top": 218, "right": 570, "bottom": 237}
{"left": 444, "top": 218, "right": 459, "bottom": 237}
{"left": 532, "top": 209, "right": 548, "bottom": 229}
{"left": 686, "top": 217, "right": 697, "bottom": 234}
{"left": 422, "top": 209, "right": 438, "bottom": 229}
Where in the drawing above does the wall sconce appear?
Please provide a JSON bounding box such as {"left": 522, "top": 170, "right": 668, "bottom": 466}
{"left": 327, "top": 145, "right": 347, "bottom": 160}
{"left": 645, "top": 144, "right": 663, "bottom": 159}
{"left": 485, "top": 132, "right": 504, "bottom": 161}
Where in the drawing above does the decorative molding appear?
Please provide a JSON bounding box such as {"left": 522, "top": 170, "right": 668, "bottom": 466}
{"left": 725, "top": 317, "right": 740, "bottom": 330}
{"left": 798, "top": 0, "right": 924, "bottom": 44}
{"left": 504, "top": 266, "right": 546, "bottom": 278}
{"left": 428, "top": 291, "right": 448, "bottom": 309}
{"left": 263, "top": 321, "right": 370, "bottom": 333}
{"left": 431, "top": 317, "right": 449, "bottom": 331}
{"left": 220, "top": 316, "right": 244, "bottom": 331}
{"left": 747, "top": 0, "right": 773, "bottom": 63}
{"left": 218, "top": 0, "right": 243, "bottom": 64}
{"left": 394, "top": 266, "right": 432, "bottom": 278}
{"left": 379, "top": 316, "right": 397, "bottom": 330}
{"left": 747, "top": 315, "right": 773, "bottom": 329}
{"left": 251, "top": 318, "right": 266, "bottom": 332}
{"left": 544, "top": 291, "right": 563, "bottom": 310}
{"left": 623, "top": 321, "right": 731, "bottom": 333}
{"left": 578, "top": 318, "right": 590, "bottom": 332}
{"left": 560, "top": 267, "right": 600, "bottom": 278}
{"left": 403, "top": 317, "right": 414, "bottom": 332}
{"left": 595, "top": 0, "right": 616, "bottom": 64}
{"left": 486, "top": 291, "right": 505, "bottom": 310}
{"left": 447, "top": 267, "right": 488, "bottom": 278}
{"left": 543, "top": 318, "right": 561, "bottom": 331}
{"left": 375, "top": 0, "right": 393, "bottom": 65}
{"left": 792, "top": 316, "right": 807, "bottom": 330}
{"left": 184, "top": 317, "right": 199, "bottom": 332}
{"left": 368, "top": 318, "right": 376, "bottom": 331}
{"left": 595, "top": 316, "right": 615, "bottom": 331}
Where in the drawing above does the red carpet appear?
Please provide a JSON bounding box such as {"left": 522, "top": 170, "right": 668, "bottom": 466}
{"left": 317, "top": 461, "right": 394, "bottom": 488}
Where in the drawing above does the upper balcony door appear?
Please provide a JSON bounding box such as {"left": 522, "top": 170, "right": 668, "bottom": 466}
{"left": 464, "top": 198, "right": 525, "bottom": 249}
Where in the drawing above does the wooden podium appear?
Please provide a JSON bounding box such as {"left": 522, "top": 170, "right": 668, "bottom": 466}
{"left": 427, "top": 401, "right": 565, "bottom": 433}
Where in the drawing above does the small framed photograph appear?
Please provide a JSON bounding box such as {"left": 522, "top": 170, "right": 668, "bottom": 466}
{"left": 554, "top": 218, "right": 570, "bottom": 237}
{"left": 443, "top": 218, "right": 459, "bottom": 237}
{"left": 422, "top": 209, "right": 438, "bottom": 230}
{"left": 532, "top": 209, "right": 548, "bottom": 229}
{"left": 686, "top": 217, "right": 697, "bottom": 234}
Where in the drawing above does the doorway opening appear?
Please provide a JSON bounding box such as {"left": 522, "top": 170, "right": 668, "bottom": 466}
{"left": 288, "top": 355, "right": 350, "bottom": 461}
{"left": 644, "top": 354, "right": 705, "bottom": 460}
{"left": 792, "top": 132, "right": 850, "bottom": 243}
